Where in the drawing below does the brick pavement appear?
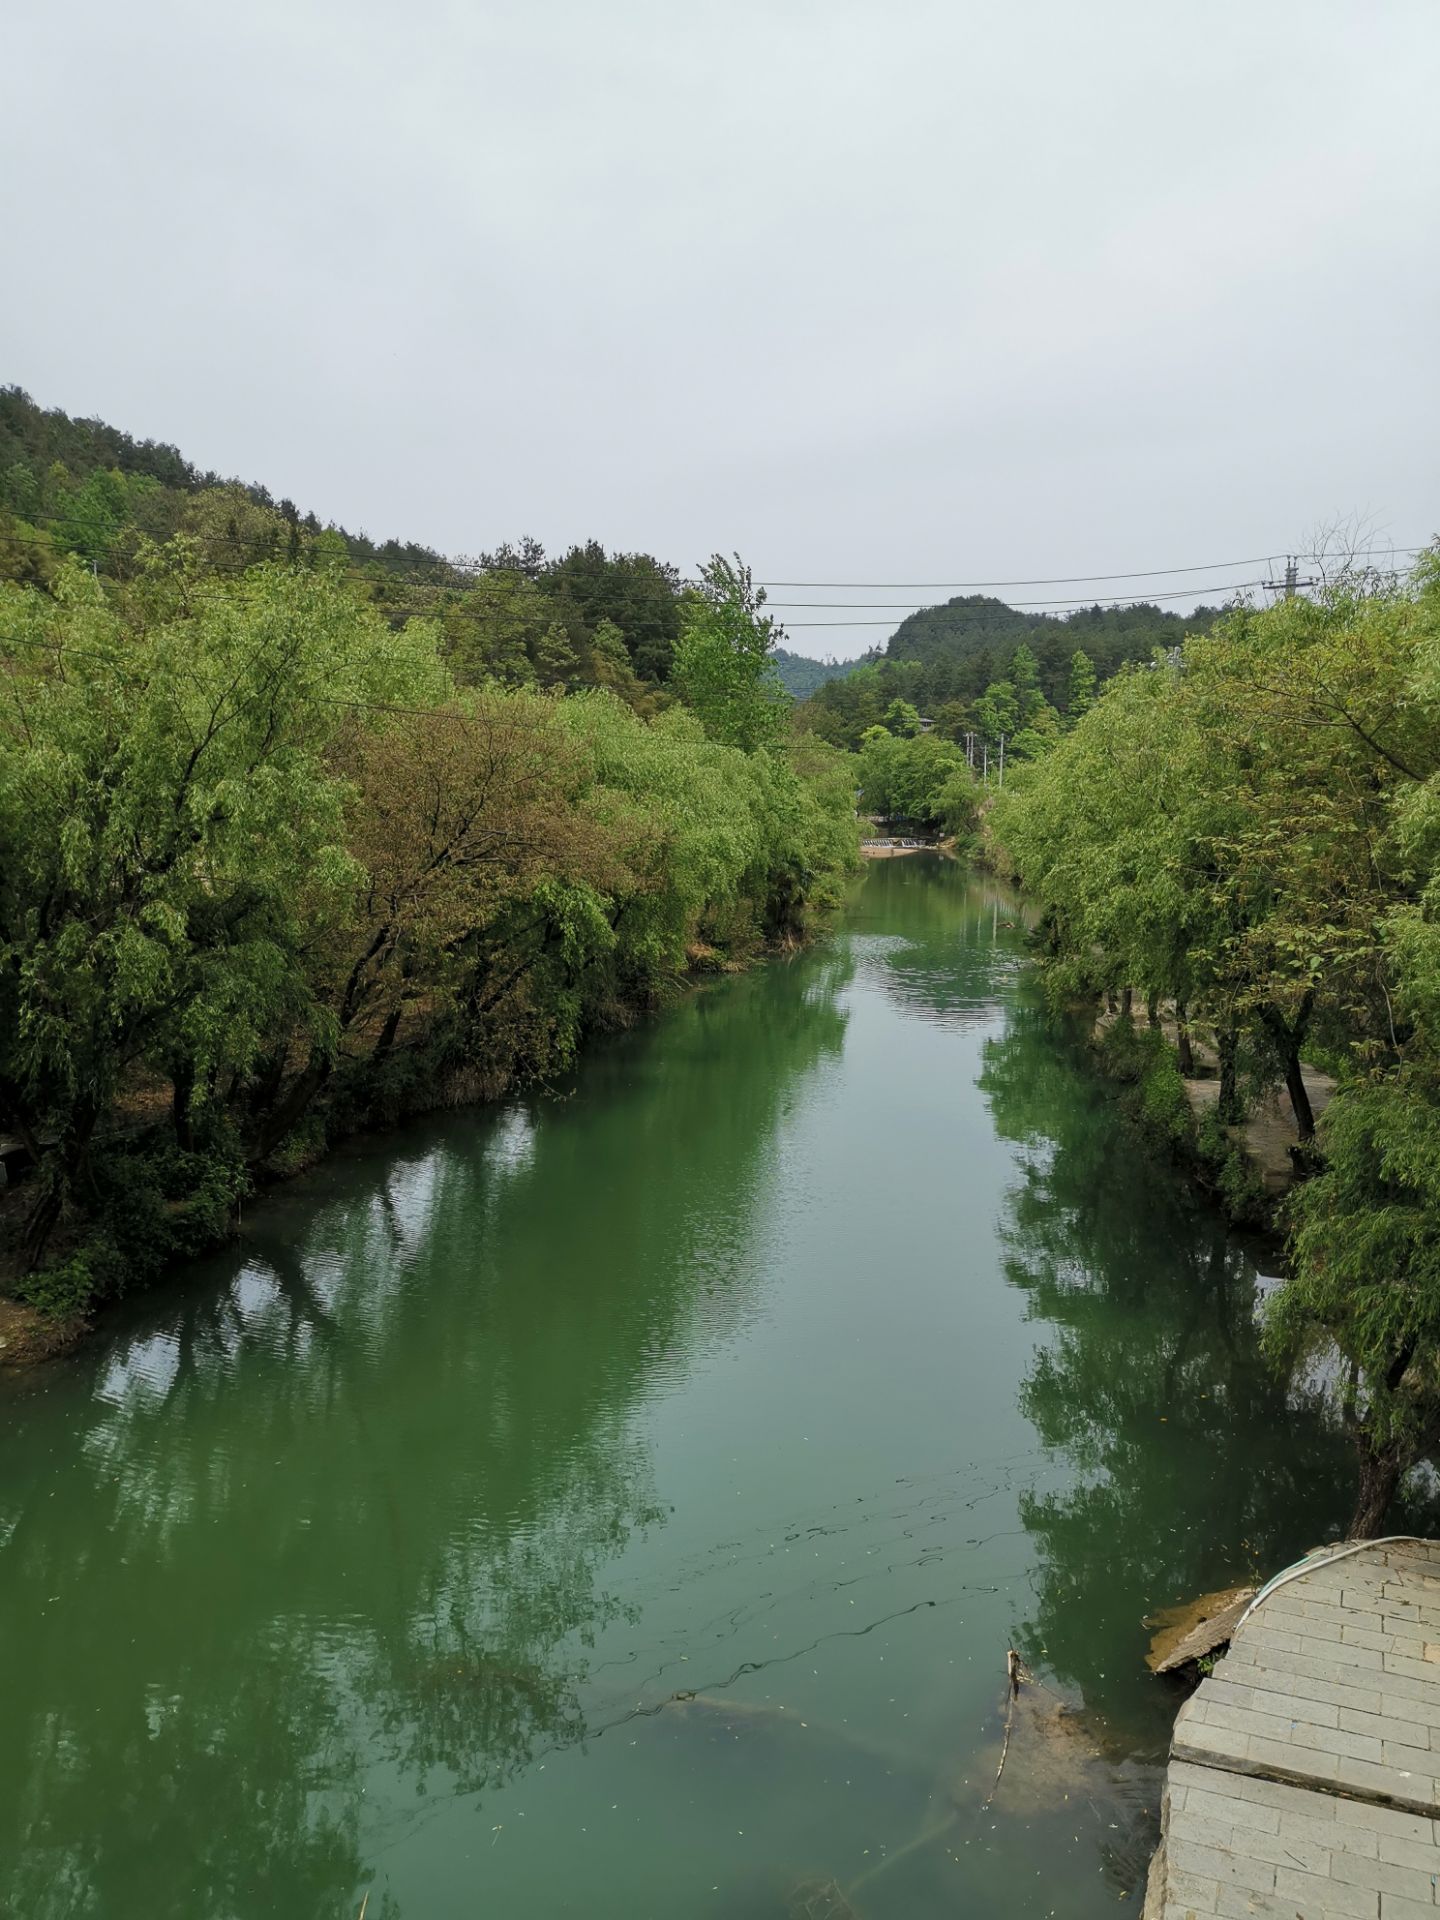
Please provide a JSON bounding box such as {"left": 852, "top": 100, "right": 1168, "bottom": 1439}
{"left": 1146, "top": 1542, "right": 1440, "bottom": 1919}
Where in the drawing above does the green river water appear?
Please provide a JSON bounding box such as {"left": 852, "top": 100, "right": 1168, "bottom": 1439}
{"left": 0, "top": 856, "right": 1362, "bottom": 1919}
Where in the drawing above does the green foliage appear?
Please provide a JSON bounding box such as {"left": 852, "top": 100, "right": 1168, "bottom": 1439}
{"left": 1097, "top": 1018, "right": 1192, "bottom": 1147}
{"left": 992, "top": 550, "right": 1440, "bottom": 1531}
{"left": 1010, "top": 643, "right": 1042, "bottom": 726}
{"left": 857, "top": 728, "right": 974, "bottom": 828}
{"left": 797, "top": 593, "right": 1225, "bottom": 749}
{"left": 1067, "top": 648, "right": 1097, "bottom": 720}
{"left": 15, "top": 1136, "right": 248, "bottom": 1317}
{"left": 669, "top": 554, "right": 787, "bottom": 752}
{"left": 976, "top": 679, "right": 1018, "bottom": 742}
{"left": 937, "top": 769, "right": 980, "bottom": 841}
{"left": 538, "top": 541, "right": 682, "bottom": 683}
{"left": 1194, "top": 1111, "right": 1270, "bottom": 1226}
{"left": 12, "top": 1247, "right": 110, "bottom": 1319}
{"left": 884, "top": 698, "right": 922, "bottom": 737}
{"left": 0, "top": 525, "right": 855, "bottom": 1315}
{"left": 771, "top": 648, "right": 858, "bottom": 700}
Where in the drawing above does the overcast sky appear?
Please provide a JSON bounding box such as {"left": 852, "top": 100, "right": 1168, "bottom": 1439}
{"left": 5, "top": 0, "right": 1437, "bottom": 656}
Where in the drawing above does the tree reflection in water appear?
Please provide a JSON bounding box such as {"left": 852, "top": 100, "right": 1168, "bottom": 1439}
{"left": 0, "top": 947, "right": 852, "bottom": 1919}
{"left": 979, "top": 991, "right": 1356, "bottom": 1756}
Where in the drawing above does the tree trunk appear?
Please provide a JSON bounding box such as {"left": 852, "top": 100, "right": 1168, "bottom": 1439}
{"left": 1120, "top": 987, "right": 1133, "bottom": 1018}
{"left": 371, "top": 1004, "right": 403, "bottom": 1063}
{"left": 1259, "top": 1001, "right": 1316, "bottom": 1141}
{"left": 1175, "top": 1002, "right": 1195, "bottom": 1077}
{"left": 23, "top": 1099, "right": 99, "bottom": 1269}
{"left": 1283, "top": 1046, "right": 1316, "bottom": 1141}
{"left": 1217, "top": 1026, "right": 1242, "bottom": 1123}
{"left": 247, "top": 1048, "right": 288, "bottom": 1120}
{"left": 250, "top": 1053, "right": 331, "bottom": 1164}
{"left": 0, "top": 1076, "right": 45, "bottom": 1170}
{"left": 22, "top": 1180, "right": 64, "bottom": 1270}
{"left": 172, "top": 1059, "right": 195, "bottom": 1152}
{"left": 1146, "top": 991, "right": 1160, "bottom": 1030}
{"left": 1349, "top": 1437, "right": 1405, "bottom": 1539}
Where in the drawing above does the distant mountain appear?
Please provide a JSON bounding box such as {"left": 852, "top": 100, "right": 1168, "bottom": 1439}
{"left": 882, "top": 593, "right": 1225, "bottom": 707}
{"left": 772, "top": 647, "right": 861, "bottom": 700}
{"left": 795, "top": 593, "right": 1235, "bottom": 748}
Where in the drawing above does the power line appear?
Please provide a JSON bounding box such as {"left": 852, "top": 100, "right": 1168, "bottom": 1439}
{"left": 767, "top": 579, "right": 1268, "bottom": 611}
{"left": 752, "top": 548, "right": 1424, "bottom": 589}
{"left": 11, "top": 516, "right": 1425, "bottom": 599}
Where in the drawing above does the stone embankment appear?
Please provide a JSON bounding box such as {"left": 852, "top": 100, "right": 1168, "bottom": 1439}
{"left": 1145, "top": 1538, "right": 1440, "bottom": 1918}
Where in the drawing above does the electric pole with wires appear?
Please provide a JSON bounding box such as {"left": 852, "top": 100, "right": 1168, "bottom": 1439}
{"left": 1264, "top": 556, "right": 1316, "bottom": 600}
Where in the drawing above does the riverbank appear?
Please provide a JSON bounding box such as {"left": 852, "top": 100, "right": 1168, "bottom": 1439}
{"left": 0, "top": 922, "right": 843, "bottom": 1371}
{"left": 1084, "top": 1005, "right": 1329, "bottom": 1229}
{"left": 859, "top": 836, "right": 944, "bottom": 858}
{"left": 0, "top": 853, "right": 1356, "bottom": 1919}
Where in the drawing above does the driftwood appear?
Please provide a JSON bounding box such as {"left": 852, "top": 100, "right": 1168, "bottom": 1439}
{"left": 983, "top": 1648, "right": 1027, "bottom": 1808}
{"left": 851, "top": 1647, "right": 1033, "bottom": 1900}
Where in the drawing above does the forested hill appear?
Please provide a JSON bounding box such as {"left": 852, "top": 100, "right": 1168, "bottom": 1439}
{"left": 797, "top": 591, "right": 1227, "bottom": 747}
{"left": 772, "top": 648, "right": 859, "bottom": 699}
{"left": 0, "top": 385, "right": 694, "bottom": 695}
{"left": 0, "top": 384, "right": 454, "bottom": 582}
{"left": 884, "top": 593, "right": 1223, "bottom": 700}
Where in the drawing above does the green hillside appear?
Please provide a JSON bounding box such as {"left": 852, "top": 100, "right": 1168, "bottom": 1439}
{"left": 798, "top": 592, "right": 1228, "bottom": 748}
{"left": 772, "top": 647, "right": 860, "bottom": 699}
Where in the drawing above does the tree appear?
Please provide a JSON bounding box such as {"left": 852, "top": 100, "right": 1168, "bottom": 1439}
{"left": 1270, "top": 1072, "right": 1440, "bottom": 1534}
{"left": 977, "top": 679, "right": 1018, "bottom": 745}
{"left": 440, "top": 570, "right": 546, "bottom": 686}
{"left": 858, "top": 728, "right": 972, "bottom": 828}
{"left": 51, "top": 468, "right": 130, "bottom": 568}
{"left": 1067, "top": 649, "right": 1097, "bottom": 721}
{"left": 533, "top": 621, "right": 581, "bottom": 688}
{"left": 669, "top": 554, "right": 786, "bottom": 752}
{"left": 587, "top": 616, "right": 653, "bottom": 709}
{"left": 883, "top": 698, "right": 922, "bottom": 737}
{"left": 992, "top": 550, "right": 1440, "bottom": 1535}
{"left": 178, "top": 484, "right": 290, "bottom": 573}
{"left": 1010, "top": 642, "right": 1043, "bottom": 727}
{"left": 1, "top": 462, "right": 40, "bottom": 521}
{"left": 0, "top": 553, "right": 447, "bottom": 1271}
{"left": 540, "top": 542, "right": 682, "bottom": 683}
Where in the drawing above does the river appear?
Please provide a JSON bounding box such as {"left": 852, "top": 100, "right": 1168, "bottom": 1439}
{"left": 0, "top": 855, "right": 1360, "bottom": 1918}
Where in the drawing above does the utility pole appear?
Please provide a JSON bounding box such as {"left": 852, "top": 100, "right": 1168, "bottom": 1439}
{"left": 981, "top": 741, "right": 989, "bottom": 786}
{"left": 1265, "top": 555, "right": 1316, "bottom": 600}
{"left": 997, "top": 733, "right": 1006, "bottom": 789}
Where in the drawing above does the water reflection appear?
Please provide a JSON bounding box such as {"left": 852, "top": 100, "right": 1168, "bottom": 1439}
{"left": 979, "top": 993, "right": 1356, "bottom": 1754}
{"left": 0, "top": 947, "right": 852, "bottom": 1919}
{"left": 6, "top": 859, "right": 1410, "bottom": 1920}
{"left": 846, "top": 856, "right": 1025, "bottom": 1030}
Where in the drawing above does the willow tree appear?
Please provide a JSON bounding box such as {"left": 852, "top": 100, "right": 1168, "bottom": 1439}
{"left": 990, "top": 659, "right": 1242, "bottom": 1085}
{"left": 1263, "top": 552, "right": 1440, "bottom": 1533}
{"left": 0, "top": 551, "right": 447, "bottom": 1267}
{"left": 1181, "top": 578, "right": 1434, "bottom": 1139}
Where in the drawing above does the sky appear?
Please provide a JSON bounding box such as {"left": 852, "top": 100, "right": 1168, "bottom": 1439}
{"left": 5, "top": 0, "right": 1438, "bottom": 657}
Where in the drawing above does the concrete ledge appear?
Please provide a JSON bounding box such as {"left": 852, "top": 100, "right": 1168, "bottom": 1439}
{"left": 1148, "top": 1542, "right": 1440, "bottom": 1917}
